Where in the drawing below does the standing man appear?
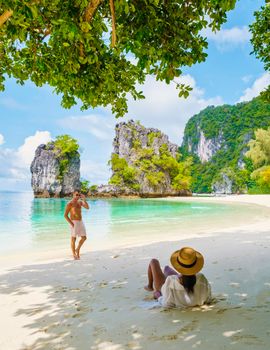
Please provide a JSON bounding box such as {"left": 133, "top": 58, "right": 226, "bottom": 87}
{"left": 64, "top": 191, "right": 89, "bottom": 260}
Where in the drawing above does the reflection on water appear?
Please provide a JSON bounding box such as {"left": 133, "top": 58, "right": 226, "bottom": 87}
{"left": 0, "top": 192, "right": 269, "bottom": 254}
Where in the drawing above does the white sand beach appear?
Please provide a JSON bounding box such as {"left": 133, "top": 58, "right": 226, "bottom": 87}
{"left": 0, "top": 195, "right": 270, "bottom": 350}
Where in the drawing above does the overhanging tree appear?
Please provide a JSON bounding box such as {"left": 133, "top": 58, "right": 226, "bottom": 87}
{"left": 250, "top": 2, "right": 270, "bottom": 101}
{"left": 0, "top": 0, "right": 236, "bottom": 117}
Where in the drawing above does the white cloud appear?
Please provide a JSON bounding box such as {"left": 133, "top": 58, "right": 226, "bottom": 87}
{"left": 0, "top": 131, "right": 52, "bottom": 183}
{"left": 59, "top": 74, "right": 223, "bottom": 153}
{"left": 202, "top": 26, "right": 250, "bottom": 51}
{"left": 126, "top": 74, "right": 223, "bottom": 143}
{"left": 59, "top": 75, "right": 223, "bottom": 145}
{"left": 58, "top": 115, "right": 114, "bottom": 140}
{"left": 0, "top": 133, "right": 4, "bottom": 145}
{"left": 238, "top": 72, "right": 270, "bottom": 102}
{"left": 54, "top": 74, "right": 223, "bottom": 185}
{"left": 17, "top": 131, "right": 52, "bottom": 167}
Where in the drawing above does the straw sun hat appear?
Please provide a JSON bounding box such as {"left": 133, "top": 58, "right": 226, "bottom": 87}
{"left": 170, "top": 247, "right": 204, "bottom": 275}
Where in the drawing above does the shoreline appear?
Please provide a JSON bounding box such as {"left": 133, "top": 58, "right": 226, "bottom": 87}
{"left": 1, "top": 195, "right": 270, "bottom": 349}
{"left": 159, "top": 193, "right": 270, "bottom": 208}
{"left": 1, "top": 194, "right": 270, "bottom": 269}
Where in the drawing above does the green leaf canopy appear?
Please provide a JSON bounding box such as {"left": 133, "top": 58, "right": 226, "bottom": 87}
{"left": 250, "top": 3, "right": 270, "bottom": 101}
{"left": 0, "top": 0, "right": 236, "bottom": 117}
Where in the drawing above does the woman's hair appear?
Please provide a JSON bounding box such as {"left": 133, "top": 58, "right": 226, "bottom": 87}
{"left": 182, "top": 275, "right": 196, "bottom": 294}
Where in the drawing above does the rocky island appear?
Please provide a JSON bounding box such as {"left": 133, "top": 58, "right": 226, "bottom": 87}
{"left": 30, "top": 97, "right": 270, "bottom": 198}
{"left": 30, "top": 122, "right": 192, "bottom": 198}
{"left": 101, "top": 120, "right": 192, "bottom": 197}
{"left": 31, "top": 135, "right": 81, "bottom": 197}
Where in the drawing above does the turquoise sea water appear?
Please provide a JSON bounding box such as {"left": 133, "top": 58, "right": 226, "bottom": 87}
{"left": 0, "top": 192, "right": 268, "bottom": 255}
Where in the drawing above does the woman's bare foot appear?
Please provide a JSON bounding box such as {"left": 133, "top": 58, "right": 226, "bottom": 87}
{"left": 75, "top": 248, "right": 80, "bottom": 259}
{"left": 73, "top": 254, "right": 79, "bottom": 260}
{"left": 153, "top": 290, "right": 161, "bottom": 299}
{"left": 144, "top": 285, "right": 154, "bottom": 292}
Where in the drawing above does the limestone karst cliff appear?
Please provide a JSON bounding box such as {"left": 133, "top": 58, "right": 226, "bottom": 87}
{"left": 185, "top": 128, "right": 223, "bottom": 163}
{"left": 31, "top": 142, "right": 81, "bottom": 197}
{"left": 107, "top": 120, "right": 192, "bottom": 196}
{"left": 181, "top": 97, "right": 270, "bottom": 193}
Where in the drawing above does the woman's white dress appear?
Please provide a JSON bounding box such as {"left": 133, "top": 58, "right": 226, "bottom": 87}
{"left": 158, "top": 273, "right": 211, "bottom": 308}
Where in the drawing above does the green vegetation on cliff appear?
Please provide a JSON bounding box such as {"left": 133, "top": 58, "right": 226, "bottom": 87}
{"left": 181, "top": 97, "right": 270, "bottom": 193}
{"left": 109, "top": 125, "right": 192, "bottom": 193}
{"left": 109, "top": 154, "right": 140, "bottom": 191}
{"left": 47, "top": 135, "right": 80, "bottom": 181}
{"left": 53, "top": 134, "right": 79, "bottom": 158}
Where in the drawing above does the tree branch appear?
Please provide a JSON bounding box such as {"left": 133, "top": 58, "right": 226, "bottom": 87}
{"left": 0, "top": 10, "right": 13, "bottom": 27}
{"left": 109, "top": 0, "right": 116, "bottom": 48}
{"left": 79, "top": 42, "right": 84, "bottom": 57}
{"left": 84, "top": 0, "right": 102, "bottom": 22}
{"left": 80, "top": 0, "right": 102, "bottom": 57}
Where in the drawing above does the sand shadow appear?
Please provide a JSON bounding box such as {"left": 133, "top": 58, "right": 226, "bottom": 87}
{"left": 0, "top": 235, "right": 270, "bottom": 350}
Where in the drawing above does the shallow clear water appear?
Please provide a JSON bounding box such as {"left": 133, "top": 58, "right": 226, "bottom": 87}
{"left": 0, "top": 192, "right": 267, "bottom": 255}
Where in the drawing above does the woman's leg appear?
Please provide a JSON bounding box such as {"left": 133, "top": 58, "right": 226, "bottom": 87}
{"left": 164, "top": 265, "right": 179, "bottom": 278}
{"left": 145, "top": 259, "right": 166, "bottom": 293}
{"left": 145, "top": 263, "right": 154, "bottom": 291}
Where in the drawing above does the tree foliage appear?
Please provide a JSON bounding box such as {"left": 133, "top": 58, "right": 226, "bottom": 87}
{"left": 246, "top": 127, "right": 270, "bottom": 193}
{"left": 250, "top": 3, "right": 270, "bottom": 101}
{"left": 246, "top": 127, "right": 270, "bottom": 168}
{"left": 251, "top": 166, "right": 270, "bottom": 193}
{"left": 80, "top": 178, "right": 90, "bottom": 194}
{"left": 0, "top": 0, "right": 236, "bottom": 117}
{"left": 80, "top": 178, "right": 98, "bottom": 193}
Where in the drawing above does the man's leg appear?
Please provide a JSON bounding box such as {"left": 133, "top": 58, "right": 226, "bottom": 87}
{"left": 75, "top": 236, "right": 87, "bottom": 259}
{"left": 145, "top": 259, "right": 166, "bottom": 293}
{"left": 71, "top": 237, "right": 77, "bottom": 259}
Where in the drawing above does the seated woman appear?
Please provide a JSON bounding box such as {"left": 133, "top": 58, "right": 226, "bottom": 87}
{"left": 144, "top": 247, "right": 211, "bottom": 308}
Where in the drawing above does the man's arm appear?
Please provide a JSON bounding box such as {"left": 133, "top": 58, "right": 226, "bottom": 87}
{"left": 80, "top": 194, "right": 90, "bottom": 209}
{"left": 64, "top": 203, "right": 74, "bottom": 226}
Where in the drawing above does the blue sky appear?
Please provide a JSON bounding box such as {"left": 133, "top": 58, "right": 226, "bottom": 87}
{"left": 0, "top": 0, "right": 269, "bottom": 191}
